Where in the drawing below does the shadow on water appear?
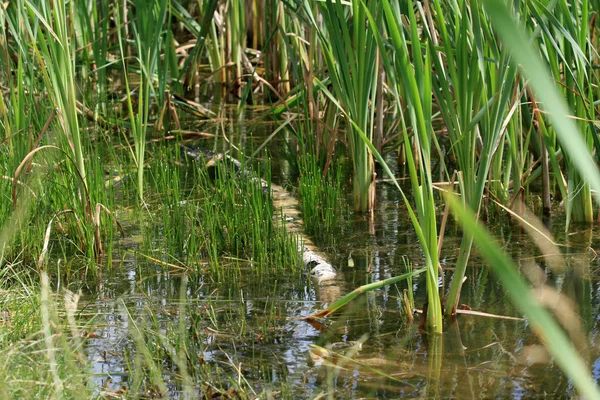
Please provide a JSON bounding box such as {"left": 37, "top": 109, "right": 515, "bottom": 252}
{"left": 81, "top": 112, "right": 600, "bottom": 398}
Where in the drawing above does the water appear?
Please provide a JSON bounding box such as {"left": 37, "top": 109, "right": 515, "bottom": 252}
{"left": 80, "top": 114, "right": 600, "bottom": 398}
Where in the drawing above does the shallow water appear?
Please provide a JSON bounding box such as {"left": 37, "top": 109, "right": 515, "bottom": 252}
{"left": 80, "top": 115, "right": 600, "bottom": 398}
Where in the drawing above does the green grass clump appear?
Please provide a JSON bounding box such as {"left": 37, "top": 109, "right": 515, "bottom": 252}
{"left": 302, "top": 0, "right": 379, "bottom": 212}
{"left": 188, "top": 156, "right": 302, "bottom": 277}
{"left": 298, "top": 153, "right": 348, "bottom": 244}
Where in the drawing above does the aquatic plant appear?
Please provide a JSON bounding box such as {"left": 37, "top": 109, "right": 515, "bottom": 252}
{"left": 524, "top": 0, "right": 597, "bottom": 225}
{"left": 363, "top": 0, "right": 444, "bottom": 332}
{"left": 189, "top": 154, "right": 301, "bottom": 275}
{"left": 302, "top": 0, "right": 379, "bottom": 213}
{"left": 117, "top": 0, "right": 169, "bottom": 204}
{"left": 427, "top": 0, "right": 518, "bottom": 316}
{"left": 11, "top": 0, "right": 114, "bottom": 257}
{"left": 454, "top": 0, "right": 600, "bottom": 396}
{"left": 24, "top": 0, "right": 86, "bottom": 185}
{"left": 298, "top": 153, "right": 347, "bottom": 243}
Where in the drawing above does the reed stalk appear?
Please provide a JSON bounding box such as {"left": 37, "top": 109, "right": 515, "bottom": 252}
{"left": 303, "top": 0, "right": 378, "bottom": 212}
{"left": 414, "top": 0, "right": 518, "bottom": 316}
{"left": 116, "top": 0, "right": 168, "bottom": 203}
{"left": 525, "top": 0, "right": 596, "bottom": 225}
{"left": 478, "top": 1, "right": 600, "bottom": 391}
{"left": 373, "top": 0, "right": 443, "bottom": 332}
{"left": 25, "top": 0, "right": 86, "bottom": 185}
{"left": 276, "top": 1, "right": 291, "bottom": 95}
{"left": 21, "top": 0, "right": 109, "bottom": 255}
{"left": 226, "top": 0, "right": 245, "bottom": 94}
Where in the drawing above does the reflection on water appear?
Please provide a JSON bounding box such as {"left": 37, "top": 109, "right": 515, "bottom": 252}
{"left": 82, "top": 116, "right": 600, "bottom": 398}
{"left": 84, "top": 206, "right": 600, "bottom": 397}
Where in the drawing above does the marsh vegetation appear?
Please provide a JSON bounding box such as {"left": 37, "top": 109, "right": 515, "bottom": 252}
{"left": 1, "top": 0, "right": 600, "bottom": 397}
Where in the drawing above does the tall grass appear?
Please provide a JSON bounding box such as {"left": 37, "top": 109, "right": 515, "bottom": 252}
{"left": 371, "top": 0, "right": 443, "bottom": 331}
{"left": 25, "top": 0, "right": 86, "bottom": 184}
{"left": 16, "top": 0, "right": 107, "bottom": 256}
{"left": 523, "top": 0, "right": 597, "bottom": 225}
{"left": 118, "top": 0, "right": 169, "bottom": 204}
{"left": 425, "top": 0, "right": 518, "bottom": 315}
{"left": 302, "top": 0, "right": 378, "bottom": 212}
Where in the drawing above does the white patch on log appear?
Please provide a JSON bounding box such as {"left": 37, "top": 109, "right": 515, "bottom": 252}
{"left": 302, "top": 245, "right": 337, "bottom": 282}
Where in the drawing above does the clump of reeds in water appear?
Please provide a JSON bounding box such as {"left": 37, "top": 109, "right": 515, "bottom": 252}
{"left": 298, "top": 153, "right": 348, "bottom": 245}
{"left": 188, "top": 155, "right": 301, "bottom": 277}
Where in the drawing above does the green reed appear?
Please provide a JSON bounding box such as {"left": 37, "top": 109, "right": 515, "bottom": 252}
{"left": 523, "top": 0, "right": 597, "bottom": 225}
{"left": 450, "top": 0, "right": 600, "bottom": 396}
{"left": 74, "top": 0, "right": 111, "bottom": 114}
{"left": 227, "top": 0, "right": 245, "bottom": 94}
{"left": 0, "top": 0, "right": 122, "bottom": 258}
{"left": 263, "top": 0, "right": 289, "bottom": 96}
{"left": 424, "top": 0, "right": 518, "bottom": 316}
{"left": 173, "top": 0, "right": 220, "bottom": 89}
{"left": 302, "top": 0, "right": 379, "bottom": 213}
{"left": 298, "top": 153, "right": 347, "bottom": 244}
{"left": 24, "top": 0, "right": 87, "bottom": 185}
{"left": 365, "top": 0, "right": 443, "bottom": 332}
{"left": 117, "top": 0, "right": 168, "bottom": 204}
{"left": 189, "top": 155, "right": 300, "bottom": 276}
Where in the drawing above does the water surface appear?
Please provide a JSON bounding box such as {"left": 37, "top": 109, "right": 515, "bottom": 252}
{"left": 82, "top": 113, "right": 600, "bottom": 398}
